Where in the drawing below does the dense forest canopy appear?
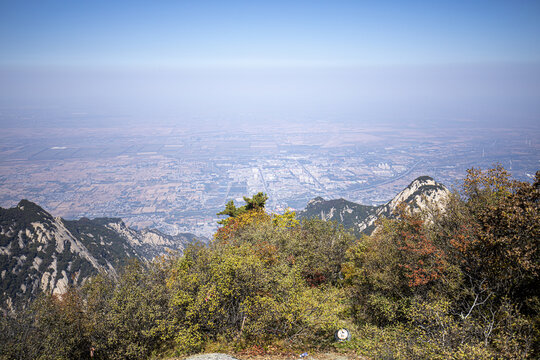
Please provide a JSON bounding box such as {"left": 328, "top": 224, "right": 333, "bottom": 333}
{"left": 1, "top": 166, "right": 538, "bottom": 360}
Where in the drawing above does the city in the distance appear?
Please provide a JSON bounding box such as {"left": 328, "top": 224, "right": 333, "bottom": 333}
{"left": 1, "top": 116, "right": 537, "bottom": 238}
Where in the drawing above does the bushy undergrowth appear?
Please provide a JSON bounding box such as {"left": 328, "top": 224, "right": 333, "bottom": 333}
{"left": 1, "top": 167, "right": 538, "bottom": 360}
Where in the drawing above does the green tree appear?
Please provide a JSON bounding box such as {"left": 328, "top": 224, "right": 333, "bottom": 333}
{"left": 167, "top": 212, "right": 348, "bottom": 354}
{"left": 343, "top": 166, "right": 538, "bottom": 358}
{"left": 98, "top": 260, "right": 172, "bottom": 360}
{"left": 27, "top": 289, "right": 91, "bottom": 360}
{"left": 243, "top": 192, "right": 268, "bottom": 211}
{"left": 217, "top": 192, "right": 268, "bottom": 225}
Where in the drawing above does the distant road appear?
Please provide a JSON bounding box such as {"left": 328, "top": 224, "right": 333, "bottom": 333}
{"left": 296, "top": 160, "right": 333, "bottom": 199}
{"left": 222, "top": 181, "right": 232, "bottom": 206}
{"left": 257, "top": 166, "right": 277, "bottom": 209}
{"left": 347, "top": 160, "right": 424, "bottom": 192}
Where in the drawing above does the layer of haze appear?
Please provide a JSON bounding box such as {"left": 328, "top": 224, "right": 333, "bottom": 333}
{"left": 1, "top": 65, "right": 539, "bottom": 130}
{"left": 1, "top": 1, "right": 540, "bottom": 130}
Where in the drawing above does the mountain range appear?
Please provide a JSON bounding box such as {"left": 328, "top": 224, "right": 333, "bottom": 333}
{"left": 0, "top": 200, "right": 197, "bottom": 310}
{"left": 1, "top": 176, "right": 448, "bottom": 310}
{"left": 298, "top": 176, "right": 449, "bottom": 235}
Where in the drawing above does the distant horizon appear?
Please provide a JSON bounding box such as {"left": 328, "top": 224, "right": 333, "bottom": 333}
{"left": 1, "top": 63, "right": 539, "bottom": 130}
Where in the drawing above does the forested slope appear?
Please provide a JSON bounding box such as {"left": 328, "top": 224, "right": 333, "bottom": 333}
{"left": 1, "top": 166, "right": 538, "bottom": 360}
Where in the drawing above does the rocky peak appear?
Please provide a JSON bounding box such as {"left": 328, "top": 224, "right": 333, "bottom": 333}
{"left": 385, "top": 176, "right": 448, "bottom": 214}
{"left": 306, "top": 196, "right": 325, "bottom": 207}
{"left": 298, "top": 176, "right": 449, "bottom": 236}
{"left": 1, "top": 200, "right": 197, "bottom": 311}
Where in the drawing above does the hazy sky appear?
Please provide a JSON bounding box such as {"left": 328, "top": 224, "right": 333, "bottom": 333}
{"left": 1, "top": 0, "right": 539, "bottom": 128}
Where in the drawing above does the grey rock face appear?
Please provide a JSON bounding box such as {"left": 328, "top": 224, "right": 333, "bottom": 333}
{"left": 0, "top": 200, "right": 197, "bottom": 310}
{"left": 298, "top": 176, "right": 449, "bottom": 235}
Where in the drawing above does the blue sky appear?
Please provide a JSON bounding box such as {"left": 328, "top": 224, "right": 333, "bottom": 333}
{"left": 0, "top": 1, "right": 539, "bottom": 128}
{"left": 1, "top": 0, "right": 540, "bottom": 68}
